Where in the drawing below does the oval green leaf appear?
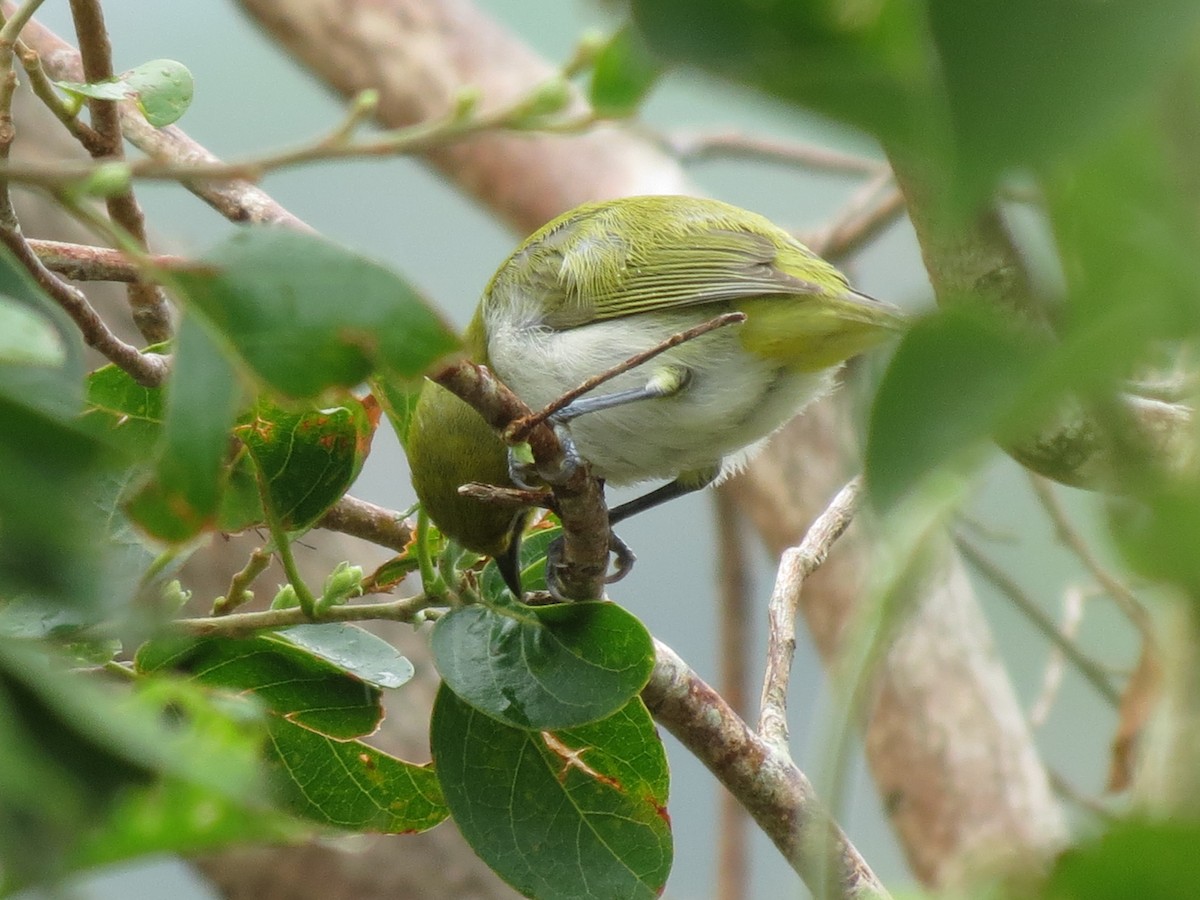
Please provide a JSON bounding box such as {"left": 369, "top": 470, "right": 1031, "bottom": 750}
{"left": 431, "top": 600, "right": 654, "bottom": 730}
{"left": 237, "top": 395, "right": 378, "bottom": 531}
{"left": 124, "top": 317, "right": 241, "bottom": 542}
{"left": 431, "top": 686, "right": 671, "bottom": 899}
{"left": 121, "top": 59, "right": 194, "bottom": 126}
{"left": 866, "top": 306, "right": 1047, "bottom": 511}
{"left": 589, "top": 25, "right": 662, "bottom": 117}
{"left": 268, "top": 717, "right": 446, "bottom": 833}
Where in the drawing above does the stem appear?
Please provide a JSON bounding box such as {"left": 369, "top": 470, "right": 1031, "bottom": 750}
{"left": 178, "top": 593, "right": 436, "bottom": 637}
{"left": 957, "top": 535, "right": 1120, "bottom": 707}
{"left": 68, "top": 0, "right": 172, "bottom": 343}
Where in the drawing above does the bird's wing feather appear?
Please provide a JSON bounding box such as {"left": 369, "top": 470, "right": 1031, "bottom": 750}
{"left": 544, "top": 229, "right": 841, "bottom": 329}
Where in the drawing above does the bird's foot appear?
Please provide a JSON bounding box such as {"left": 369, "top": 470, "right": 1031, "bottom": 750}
{"left": 544, "top": 529, "right": 637, "bottom": 601}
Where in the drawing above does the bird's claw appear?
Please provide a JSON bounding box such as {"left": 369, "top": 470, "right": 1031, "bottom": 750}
{"left": 544, "top": 529, "right": 637, "bottom": 601}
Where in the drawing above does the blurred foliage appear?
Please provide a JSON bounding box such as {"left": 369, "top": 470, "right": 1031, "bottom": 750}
{"left": 5, "top": 1, "right": 1200, "bottom": 898}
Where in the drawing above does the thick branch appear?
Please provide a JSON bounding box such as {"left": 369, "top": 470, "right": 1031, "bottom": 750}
{"left": 645, "top": 640, "right": 888, "bottom": 899}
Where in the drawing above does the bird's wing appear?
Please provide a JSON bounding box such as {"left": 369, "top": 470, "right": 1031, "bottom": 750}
{"left": 544, "top": 229, "right": 843, "bottom": 329}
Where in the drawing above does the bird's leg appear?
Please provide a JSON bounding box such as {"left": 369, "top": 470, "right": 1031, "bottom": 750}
{"left": 523, "top": 366, "right": 697, "bottom": 599}
{"left": 550, "top": 365, "right": 690, "bottom": 423}
{"left": 608, "top": 467, "right": 719, "bottom": 525}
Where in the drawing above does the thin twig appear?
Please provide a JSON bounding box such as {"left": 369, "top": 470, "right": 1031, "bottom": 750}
{"left": 28, "top": 237, "right": 183, "bottom": 282}
{"left": 815, "top": 187, "right": 907, "bottom": 263}
{"left": 645, "top": 639, "right": 889, "bottom": 899}
{"left": 758, "top": 477, "right": 861, "bottom": 749}
{"left": 1028, "top": 585, "right": 1085, "bottom": 726}
{"left": 1047, "top": 769, "right": 1115, "bottom": 822}
{"left": 317, "top": 494, "right": 415, "bottom": 553}
{"left": 955, "top": 535, "right": 1120, "bottom": 707}
{"left": 660, "top": 128, "right": 886, "bottom": 177}
{"left": 1028, "top": 474, "right": 1154, "bottom": 638}
{"left": 456, "top": 482, "right": 554, "bottom": 509}
{"left": 0, "top": 81, "right": 594, "bottom": 190}
{"left": 507, "top": 311, "right": 746, "bottom": 441}
{"left": 211, "top": 546, "right": 272, "bottom": 616}
{"left": 15, "top": 40, "right": 104, "bottom": 152}
{"left": 177, "top": 593, "right": 436, "bottom": 638}
{"left": 68, "top": 0, "right": 171, "bottom": 343}
{"left": 714, "top": 485, "right": 751, "bottom": 900}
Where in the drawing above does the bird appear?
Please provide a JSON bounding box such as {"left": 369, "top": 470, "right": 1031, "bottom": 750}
{"left": 406, "top": 195, "right": 903, "bottom": 598}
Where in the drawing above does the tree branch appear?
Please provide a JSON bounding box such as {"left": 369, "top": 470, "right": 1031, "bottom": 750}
{"left": 758, "top": 477, "right": 861, "bottom": 749}
{"left": 645, "top": 640, "right": 889, "bottom": 899}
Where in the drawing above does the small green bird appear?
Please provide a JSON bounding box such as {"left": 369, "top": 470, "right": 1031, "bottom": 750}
{"left": 406, "top": 195, "right": 902, "bottom": 597}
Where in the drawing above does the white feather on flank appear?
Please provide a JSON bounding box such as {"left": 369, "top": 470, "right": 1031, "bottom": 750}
{"left": 485, "top": 306, "right": 837, "bottom": 486}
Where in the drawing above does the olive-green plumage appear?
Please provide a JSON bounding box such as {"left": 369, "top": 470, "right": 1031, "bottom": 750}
{"left": 407, "top": 195, "right": 902, "bottom": 591}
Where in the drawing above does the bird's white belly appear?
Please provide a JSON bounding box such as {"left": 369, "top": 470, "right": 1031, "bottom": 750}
{"left": 488, "top": 314, "right": 835, "bottom": 485}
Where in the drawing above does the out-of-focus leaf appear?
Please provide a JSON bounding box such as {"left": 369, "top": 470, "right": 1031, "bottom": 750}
{"left": 1110, "top": 485, "right": 1200, "bottom": 599}
{"left": 431, "top": 687, "right": 671, "bottom": 899}
{"left": 927, "top": 0, "right": 1200, "bottom": 203}
{"left": 432, "top": 598, "right": 654, "bottom": 731}
{"left": 866, "top": 306, "right": 1049, "bottom": 510}
{"left": 1048, "top": 116, "right": 1200, "bottom": 380}
{"left": 1044, "top": 819, "right": 1200, "bottom": 900}
{"left": 0, "top": 640, "right": 271, "bottom": 889}
{"left": 0, "top": 397, "right": 115, "bottom": 611}
{"left": 124, "top": 317, "right": 242, "bottom": 543}
{"left": 631, "top": 1, "right": 941, "bottom": 168}
{"left": 589, "top": 24, "right": 662, "bottom": 117}
{"left": 0, "top": 295, "right": 65, "bottom": 367}
{"left": 172, "top": 228, "right": 457, "bottom": 399}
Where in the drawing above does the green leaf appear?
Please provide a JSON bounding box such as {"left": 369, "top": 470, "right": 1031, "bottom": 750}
{"left": 1048, "top": 115, "right": 1200, "bottom": 372}
{"left": 237, "top": 394, "right": 378, "bottom": 531}
{"left": 432, "top": 600, "right": 654, "bottom": 730}
{"left": 122, "top": 59, "right": 194, "bottom": 126}
{"left": 589, "top": 25, "right": 662, "bottom": 117}
{"left": 371, "top": 377, "right": 423, "bottom": 453}
{"left": 173, "top": 228, "right": 458, "bottom": 399}
{"left": 56, "top": 59, "right": 194, "bottom": 127}
{"left": 136, "top": 632, "right": 386, "bottom": 739}
{"left": 124, "top": 316, "right": 242, "bottom": 542}
{"left": 0, "top": 396, "right": 115, "bottom": 611}
{"left": 0, "top": 295, "right": 66, "bottom": 366}
{"left": 0, "top": 640, "right": 270, "bottom": 889}
{"left": 80, "top": 356, "right": 166, "bottom": 455}
{"left": 0, "top": 243, "right": 83, "bottom": 417}
{"left": 431, "top": 686, "right": 671, "bottom": 900}
{"left": 1109, "top": 485, "right": 1200, "bottom": 599}
{"left": 82, "top": 357, "right": 265, "bottom": 539}
{"left": 927, "top": 0, "right": 1200, "bottom": 202}
{"left": 274, "top": 623, "right": 414, "bottom": 689}
{"left": 267, "top": 717, "right": 446, "bottom": 833}
{"left": 631, "top": 2, "right": 941, "bottom": 165}
{"left": 866, "top": 306, "right": 1048, "bottom": 510}
{"left": 1044, "top": 818, "right": 1200, "bottom": 900}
